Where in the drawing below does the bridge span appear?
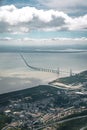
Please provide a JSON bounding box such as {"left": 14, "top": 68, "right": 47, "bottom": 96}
{"left": 20, "top": 53, "right": 76, "bottom": 76}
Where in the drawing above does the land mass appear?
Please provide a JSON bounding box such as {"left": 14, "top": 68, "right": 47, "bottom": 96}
{"left": 0, "top": 70, "right": 87, "bottom": 130}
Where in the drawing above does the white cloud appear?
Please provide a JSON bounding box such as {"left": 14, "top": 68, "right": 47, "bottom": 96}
{"left": 0, "top": 37, "right": 87, "bottom": 47}
{"left": 1, "top": 37, "right": 87, "bottom": 42}
{"left": 0, "top": 5, "right": 68, "bottom": 25}
{"left": 0, "top": 5, "right": 87, "bottom": 33}
{"left": 37, "top": 0, "right": 87, "bottom": 14}
{"left": 0, "top": 37, "right": 13, "bottom": 41}
{"left": 67, "top": 15, "right": 87, "bottom": 30}
{"left": 38, "top": 0, "right": 87, "bottom": 8}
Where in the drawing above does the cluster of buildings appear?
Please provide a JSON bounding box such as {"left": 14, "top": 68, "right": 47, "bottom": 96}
{"left": 3, "top": 90, "right": 87, "bottom": 129}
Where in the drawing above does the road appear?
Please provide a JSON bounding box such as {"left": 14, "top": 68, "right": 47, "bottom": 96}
{"left": 36, "top": 115, "right": 87, "bottom": 130}
{"left": 2, "top": 115, "right": 87, "bottom": 130}
{"left": 80, "top": 126, "right": 87, "bottom": 130}
{"left": 2, "top": 125, "right": 17, "bottom": 130}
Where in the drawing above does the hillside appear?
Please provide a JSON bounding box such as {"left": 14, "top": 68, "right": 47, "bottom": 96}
{"left": 0, "top": 73, "right": 87, "bottom": 129}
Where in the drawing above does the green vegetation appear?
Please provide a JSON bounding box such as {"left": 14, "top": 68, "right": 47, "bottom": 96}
{"left": 0, "top": 85, "right": 58, "bottom": 106}
{"left": 0, "top": 113, "right": 11, "bottom": 129}
{"left": 56, "top": 117, "right": 87, "bottom": 130}
{"left": 57, "top": 70, "right": 87, "bottom": 85}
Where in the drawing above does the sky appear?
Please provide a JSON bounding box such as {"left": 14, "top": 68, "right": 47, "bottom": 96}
{"left": 0, "top": 0, "right": 87, "bottom": 46}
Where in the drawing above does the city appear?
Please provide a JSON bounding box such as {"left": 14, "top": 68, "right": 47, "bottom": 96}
{"left": 0, "top": 0, "right": 87, "bottom": 129}
{"left": 0, "top": 70, "right": 87, "bottom": 130}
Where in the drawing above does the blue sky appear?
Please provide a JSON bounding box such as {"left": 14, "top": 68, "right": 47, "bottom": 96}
{"left": 0, "top": 0, "right": 87, "bottom": 46}
{"left": 0, "top": 31, "right": 87, "bottom": 39}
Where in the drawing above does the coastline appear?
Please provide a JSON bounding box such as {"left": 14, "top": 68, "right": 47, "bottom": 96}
{"left": 0, "top": 71, "right": 58, "bottom": 94}
{"left": 49, "top": 81, "right": 82, "bottom": 90}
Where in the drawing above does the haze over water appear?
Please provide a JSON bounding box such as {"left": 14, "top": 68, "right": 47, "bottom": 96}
{"left": 0, "top": 49, "right": 87, "bottom": 94}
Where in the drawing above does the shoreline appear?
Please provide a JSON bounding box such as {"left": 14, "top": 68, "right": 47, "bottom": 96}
{"left": 49, "top": 81, "right": 82, "bottom": 90}
{"left": 0, "top": 69, "right": 85, "bottom": 94}
{"left": 0, "top": 71, "right": 58, "bottom": 95}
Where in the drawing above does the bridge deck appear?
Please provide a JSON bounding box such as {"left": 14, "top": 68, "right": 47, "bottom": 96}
{"left": 20, "top": 53, "right": 76, "bottom": 76}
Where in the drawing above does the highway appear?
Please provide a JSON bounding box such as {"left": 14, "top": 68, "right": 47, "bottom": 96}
{"left": 80, "top": 126, "right": 87, "bottom": 130}
{"left": 2, "top": 125, "right": 17, "bottom": 130}
{"left": 35, "top": 115, "right": 87, "bottom": 130}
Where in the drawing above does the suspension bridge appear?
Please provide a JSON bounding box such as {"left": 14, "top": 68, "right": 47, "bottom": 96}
{"left": 20, "top": 53, "right": 76, "bottom": 77}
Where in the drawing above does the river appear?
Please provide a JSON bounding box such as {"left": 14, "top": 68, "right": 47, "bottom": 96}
{"left": 0, "top": 51, "right": 87, "bottom": 94}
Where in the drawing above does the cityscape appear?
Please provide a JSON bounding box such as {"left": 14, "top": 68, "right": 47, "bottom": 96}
{"left": 0, "top": 70, "right": 87, "bottom": 130}
{"left": 0, "top": 0, "right": 87, "bottom": 130}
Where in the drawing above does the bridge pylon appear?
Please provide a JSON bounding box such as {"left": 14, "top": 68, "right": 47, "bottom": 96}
{"left": 57, "top": 67, "right": 60, "bottom": 77}
{"left": 70, "top": 69, "right": 72, "bottom": 77}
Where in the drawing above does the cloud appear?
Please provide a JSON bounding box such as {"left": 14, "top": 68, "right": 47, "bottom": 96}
{"left": 0, "top": 5, "right": 87, "bottom": 33}
{"left": 1, "top": 37, "right": 87, "bottom": 42}
{"left": 37, "top": 0, "right": 87, "bottom": 14}
{"left": 38, "top": 0, "right": 87, "bottom": 8}
{"left": 0, "top": 36, "right": 87, "bottom": 48}
{"left": 67, "top": 15, "right": 87, "bottom": 30}
{"left": 0, "top": 37, "right": 13, "bottom": 41}
{"left": 1, "top": 0, "right": 87, "bottom": 15}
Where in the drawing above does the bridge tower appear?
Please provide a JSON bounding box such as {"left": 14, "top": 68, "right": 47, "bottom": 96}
{"left": 70, "top": 69, "right": 72, "bottom": 77}
{"left": 57, "top": 67, "right": 60, "bottom": 77}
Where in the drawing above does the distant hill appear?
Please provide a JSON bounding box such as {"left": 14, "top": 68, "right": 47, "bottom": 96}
{"left": 0, "top": 45, "right": 87, "bottom": 53}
